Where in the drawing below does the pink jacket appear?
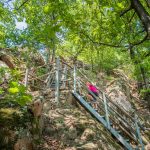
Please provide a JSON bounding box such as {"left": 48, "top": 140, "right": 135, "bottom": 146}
{"left": 88, "top": 84, "right": 98, "bottom": 93}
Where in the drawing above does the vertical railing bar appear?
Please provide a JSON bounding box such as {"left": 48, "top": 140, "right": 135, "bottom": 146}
{"left": 103, "top": 92, "right": 110, "bottom": 129}
{"left": 64, "top": 65, "right": 67, "bottom": 88}
{"left": 135, "top": 114, "right": 144, "bottom": 150}
{"left": 49, "top": 73, "right": 55, "bottom": 88}
{"left": 47, "top": 74, "right": 51, "bottom": 88}
{"left": 24, "top": 68, "right": 29, "bottom": 87}
{"left": 46, "top": 65, "right": 52, "bottom": 88}
{"left": 77, "top": 77, "right": 81, "bottom": 94}
{"left": 62, "top": 64, "right": 67, "bottom": 88}
{"left": 55, "top": 57, "right": 60, "bottom": 104}
{"left": 73, "top": 66, "right": 76, "bottom": 93}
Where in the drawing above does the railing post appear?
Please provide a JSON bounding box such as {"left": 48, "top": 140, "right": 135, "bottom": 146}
{"left": 134, "top": 114, "right": 144, "bottom": 150}
{"left": 47, "top": 74, "right": 50, "bottom": 88}
{"left": 24, "top": 68, "right": 29, "bottom": 87}
{"left": 103, "top": 92, "right": 110, "bottom": 129}
{"left": 55, "top": 57, "right": 60, "bottom": 104}
{"left": 62, "top": 64, "right": 67, "bottom": 88}
{"left": 74, "top": 66, "right": 76, "bottom": 93}
{"left": 77, "top": 78, "right": 81, "bottom": 93}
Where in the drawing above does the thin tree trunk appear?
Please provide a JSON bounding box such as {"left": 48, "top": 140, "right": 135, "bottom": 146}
{"left": 129, "top": 46, "right": 142, "bottom": 89}
{"left": 131, "top": 0, "right": 150, "bottom": 38}
{"left": 129, "top": 46, "right": 148, "bottom": 90}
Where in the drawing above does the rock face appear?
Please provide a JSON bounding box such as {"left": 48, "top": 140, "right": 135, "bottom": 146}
{"left": 106, "top": 84, "right": 133, "bottom": 112}
{"left": 96, "top": 69, "right": 137, "bottom": 112}
{"left": 99, "top": 71, "right": 135, "bottom": 113}
{"left": 0, "top": 54, "right": 15, "bottom": 69}
{"left": 37, "top": 102, "right": 123, "bottom": 150}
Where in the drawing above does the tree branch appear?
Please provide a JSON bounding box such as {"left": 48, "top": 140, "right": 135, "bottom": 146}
{"left": 80, "top": 31, "right": 123, "bottom": 48}
{"left": 133, "top": 29, "right": 145, "bottom": 39}
{"left": 16, "top": 0, "right": 30, "bottom": 10}
{"left": 131, "top": 33, "right": 148, "bottom": 46}
{"left": 120, "top": 5, "right": 132, "bottom": 17}
{"left": 145, "top": 0, "right": 150, "bottom": 8}
{"left": 145, "top": 51, "right": 150, "bottom": 57}
{"left": 131, "top": 0, "right": 150, "bottom": 38}
{"left": 129, "top": 12, "right": 136, "bottom": 23}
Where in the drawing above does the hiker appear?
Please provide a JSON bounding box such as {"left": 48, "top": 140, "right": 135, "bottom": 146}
{"left": 86, "top": 82, "right": 99, "bottom": 110}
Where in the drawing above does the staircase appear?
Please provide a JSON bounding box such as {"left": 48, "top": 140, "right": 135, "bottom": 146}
{"left": 72, "top": 92, "right": 133, "bottom": 150}
{"left": 26, "top": 57, "right": 146, "bottom": 150}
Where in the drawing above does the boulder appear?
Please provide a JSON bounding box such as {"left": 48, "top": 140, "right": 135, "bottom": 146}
{"left": 145, "top": 143, "right": 150, "bottom": 150}
{"left": 0, "top": 54, "right": 15, "bottom": 69}
{"left": 106, "top": 84, "right": 132, "bottom": 112}
{"left": 80, "top": 128, "right": 95, "bottom": 141}
{"left": 67, "top": 125, "right": 77, "bottom": 140}
{"left": 32, "top": 99, "right": 43, "bottom": 117}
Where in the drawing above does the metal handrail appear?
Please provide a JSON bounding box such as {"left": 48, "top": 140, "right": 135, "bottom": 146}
{"left": 26, "top": 56, "right": 145, "bottom": 148}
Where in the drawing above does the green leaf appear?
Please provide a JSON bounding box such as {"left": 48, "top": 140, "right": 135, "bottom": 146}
{"left": 10, "top": 81, "right": 19, "bottom": 87}
{"left": 19, "top": 85, "right": 26, "bottom": 93}
{"left": 17, "top": 95, "right": 32, "bottom": 106}
{"left": 117, "top": 3, "right": 124, "bottom": 9}
{"left": 8, "top": 87, "right": 19, "bottom": 94}
{"left": 0, "top": 88, "right": 4, "bottom": 94}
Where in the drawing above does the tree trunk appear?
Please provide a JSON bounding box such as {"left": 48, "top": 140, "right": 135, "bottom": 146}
{"left": 139, "top": 64, "right": 148, "bottom": 89}
{"left": 129, "top": 46, "right": 142, "bottom": 89}
{"left": 129, "top": 46, "right": 148, "bottom": 90}
{"left": 131, "top": 0, "right": 150, "bottom": 38}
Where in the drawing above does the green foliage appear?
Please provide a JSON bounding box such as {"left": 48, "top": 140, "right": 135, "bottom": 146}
{"left": 0, "top": 67, "right": 32, "bottom": 107}
{"left": 140, "top": 88, "right": 150, "bottom": 104}
{"left": 0, "top": 87, "right": 4, "bottom": 94}
{"left": 0, "top": 0, "right": 150, "bottom": 101}
{"left": 7, "top": 81, "right": 32, "bottom": 106}
{"left": 36, "top": 67, "right": 47, "bottom": 76}
{"left": 0, "top": 66, "right": 33, "bottom": 148}
{"left": 141, "top": 88, "right": 150, "bottom": 94}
